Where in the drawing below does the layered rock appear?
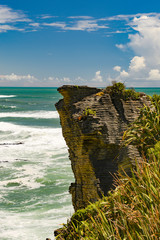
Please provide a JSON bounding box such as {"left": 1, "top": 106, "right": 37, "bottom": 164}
{"left": 55, "top": 85, "right": 149, "bottom": 211}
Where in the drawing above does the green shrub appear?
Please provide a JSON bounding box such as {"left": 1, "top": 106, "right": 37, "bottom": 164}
{"left": 123, "top": 89, "right": 140, "bottom": 100}
{"left": 83, "top": 108, "right": 96, "bottom": 117}
{"left": 105, "top": 82, "right": 140, "bottom": 100}
{"left": 123, "top": 94, "right": 160, "bottom": 154}
{"left": 106, "top": 82, "right": 125, "bottom": 96}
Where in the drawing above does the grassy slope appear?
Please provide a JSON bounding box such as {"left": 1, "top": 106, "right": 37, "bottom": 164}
{"left": 55, "top": 85, "right": 160, "bottom": 240}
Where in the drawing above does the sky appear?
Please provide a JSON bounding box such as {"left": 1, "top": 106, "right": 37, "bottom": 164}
{"left": 0, "top": 0, "right": 160, "bottom": 87}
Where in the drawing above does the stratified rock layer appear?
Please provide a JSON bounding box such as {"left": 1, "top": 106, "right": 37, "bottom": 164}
{"left": 56, "top": 85, "right": 149, "bottom": 211}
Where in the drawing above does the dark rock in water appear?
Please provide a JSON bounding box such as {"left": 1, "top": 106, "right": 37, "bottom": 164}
{"left": 15, "top": 158, "right": 28, "bottom": 161}
{"left": 55, "top": 85, "right": 150, "bottom": 211}
{"left": 0, "top": 142, "right": 23, "bottom": 146}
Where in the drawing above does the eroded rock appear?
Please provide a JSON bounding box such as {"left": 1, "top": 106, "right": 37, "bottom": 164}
{"left": 56, "top": 85, "right": 150, "bottom": 211}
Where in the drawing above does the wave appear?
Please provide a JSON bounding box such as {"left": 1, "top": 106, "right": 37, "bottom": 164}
{"left": 0, "top": 204, "right": 73, "bottom": 240}
{"left": 0, "top": 105, "right": 17, "bottom": 109}
{"left": 0, "top": 110, "right": 59, "bottom": 119}
{"left": 0, "top": 122, "right": 67, "bottom": 155}
{"left": 0, "top": 95, "right": 16, "bottom": 98}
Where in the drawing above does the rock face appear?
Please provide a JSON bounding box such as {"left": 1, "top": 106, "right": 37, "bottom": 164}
{"left": 55, "top": 85, "right": 149, "bottom": 211}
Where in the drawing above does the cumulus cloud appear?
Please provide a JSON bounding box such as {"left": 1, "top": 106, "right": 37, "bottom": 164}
{"left": 113, "top": 66, "right": 121, "bottom": 72}
{"left": 0, "top": 73, "right": 37, "bottom": 81}
{"left": 113, "top": 67, "right": 129, "bottom": 80}
{"left": 148, "top": 69, "right": 160, "bottom": 80}
{"left": 128, "top": 15, "right": 160, "bottom": 66}
{"left": 115, "top": 44, "right": 126, "bottom": 50}
{"left": 112, "top": 14, "right": 160, "bottom": 86}
{"left": 129, "top": 56, "right": 146, "bottom": 72}
{"left": 120, "top": 70, "right": 129, "bottom": 77}
{"left": 92, "top": 71, "right": 103, "bottom": 82}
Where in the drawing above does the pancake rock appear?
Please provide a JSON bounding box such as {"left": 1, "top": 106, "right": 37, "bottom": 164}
{"left": 55, "top": 85, "right": 149, "bottom": 211}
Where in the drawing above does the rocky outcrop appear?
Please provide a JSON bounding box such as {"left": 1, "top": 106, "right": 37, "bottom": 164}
{"left": 55, "top": 85, "right": 150, "bottom": 211}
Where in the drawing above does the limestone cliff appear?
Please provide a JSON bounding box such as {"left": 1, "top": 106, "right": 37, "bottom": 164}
{"left": 55, "top": 85, "right": 149, "bottom": 211}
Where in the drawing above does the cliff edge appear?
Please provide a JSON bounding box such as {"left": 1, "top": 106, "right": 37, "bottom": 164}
{"left": 55, "top": 85, "right": 149, "bottom": 211}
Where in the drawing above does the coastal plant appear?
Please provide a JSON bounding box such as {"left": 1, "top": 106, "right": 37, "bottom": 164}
{"left": 105, "top": 82, "right": 140, "bottom": 100}
{"left": 123, "top": 94, "right": 160, "bottom": 154}
{"left": 83, "top": 108, "right": 96, "bottom": 117}
{"left": 105, "top": 82, "right": 125, "bottom": 97}
{"left": 56, "top": 144, "right": 160, "bottom": 239}
{"left": 123, "top": 89, "right": 140, "bottom": 100}
{"left": 77, "top": 108, "right": 96, "bottom": 121}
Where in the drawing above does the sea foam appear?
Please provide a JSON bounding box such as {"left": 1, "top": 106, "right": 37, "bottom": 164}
{"left": 0, "top": 110, "right": 59, "bottom": 119}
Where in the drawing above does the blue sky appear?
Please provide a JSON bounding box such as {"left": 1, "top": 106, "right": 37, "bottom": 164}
{"left": 0, "top": 0, "right": 160, "bottom": 87}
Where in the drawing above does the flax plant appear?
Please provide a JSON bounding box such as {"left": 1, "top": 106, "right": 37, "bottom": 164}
{"left": 123, "top": 94, "right": 160, "bottom": 154}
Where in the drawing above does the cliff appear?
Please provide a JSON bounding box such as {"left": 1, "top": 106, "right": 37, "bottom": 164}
{"left": 55, "top": 85, "right": 150, "bottom": 211}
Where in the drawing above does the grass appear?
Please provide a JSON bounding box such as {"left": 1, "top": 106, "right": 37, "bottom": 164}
{"left": 56, "top": 148, "right": 160, "bottom": 239}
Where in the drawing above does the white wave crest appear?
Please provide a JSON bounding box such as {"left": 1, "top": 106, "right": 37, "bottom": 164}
{"left": 0, "top": 122, "right": 67, "bottom": 158}
{"left": 0, "top": 110, "right": 59, "bottom": 119}
{"left": 0, "top": 95, "right": 16, "bottom": 98}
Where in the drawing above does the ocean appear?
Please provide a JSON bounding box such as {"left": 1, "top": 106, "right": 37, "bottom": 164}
{"left": 0, "top": 87, "right": 160, "bottom": 240}
{"left": 0, "top": 87, "right": 74, "bottom": 240}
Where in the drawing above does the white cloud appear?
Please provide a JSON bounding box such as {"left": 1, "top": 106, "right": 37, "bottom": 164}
{"left": 0, "top": 5, "right": 29, "bottom": 24}
{"left": 43, "top": 22, "right": 66, "bottom": 29}
{"left": 48, "top": 76, "right": 71, "bottom": 83}
{"left": 113, "top": 66, "right": 121, "bottom": 72}
{"left": 111, "top": 14, "right": 160, "bottom": 86}
{"left": 66, "top": 20, "right": 108, "bottom": 31}
{"left": 113, "top": 66, "right": 129, "bottom": 80}
{"left": 92, "top": 71, "right": 103, "bottom": 82}
{"left": 0, "top": 5, "right": 31, "bottom": 33}
{"left": 129, "top": 56, "right": 146, "bottom": 72}
{"left": 148, "top": 69, "right": 160, "bottom": 80}
{"left": 0, "top": 25, "right": 20, "bottom": 32}
{"left": 115, "top": 44, "right": 126, "bottom": 50}
{"left": 128, "top": 15, "right": 160, "bottom": 66}
{"left": 43, "top": 19, "right": 108, "bottom": 32}
{"left": 100, "top": 13, "right": 160, "bottom": 22}
{"left": 120, "top": 70, "right": 129, "bottom": 77}
{"left": 29, "top": 23, "right": 40, "bottom": 27}
{"left": 0, "top": 73, "right": 37, "bottom": 81}
{"left": 40, "top": 15, "right": 56, "bottom": 19}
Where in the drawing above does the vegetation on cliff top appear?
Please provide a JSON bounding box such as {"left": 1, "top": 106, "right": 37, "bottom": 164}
{"left": 55, "top": 92, "right": 160, "bottom": 240}
{"left": 105, "top": 82, "right": 141, "bottom": 100}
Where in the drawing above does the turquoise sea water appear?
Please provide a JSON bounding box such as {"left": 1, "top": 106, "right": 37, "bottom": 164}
{"left": 0, "top": 87, "right": 160, "bottom": 240}
{"left": 0, "top": 88, "right": 74, "bottom": 240}
{"left": 134, "top": 87, "right": 160, "bottom": 96}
